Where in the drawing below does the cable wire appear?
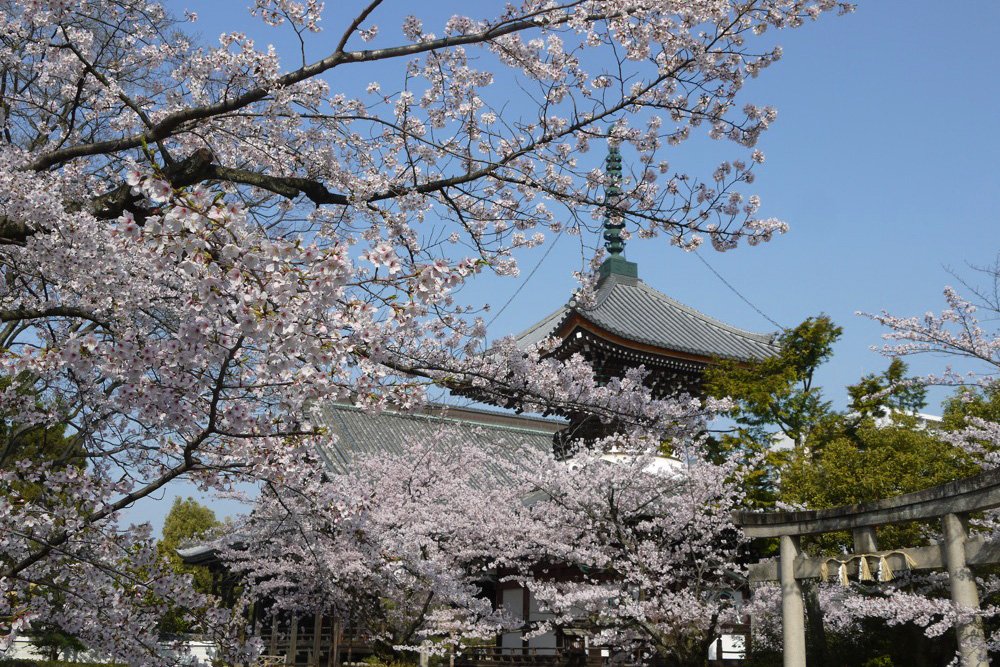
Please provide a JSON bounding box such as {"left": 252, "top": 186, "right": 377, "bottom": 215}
{"left": 485, "top": 229, "right": 565, "bottom": 329}
{"left": 692, "top": 249, "right": 784, "bottom": 330}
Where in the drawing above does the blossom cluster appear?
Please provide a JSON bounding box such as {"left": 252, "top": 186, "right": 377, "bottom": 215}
{"left": 227, "top": 423, "right": 746, "bottom": 661}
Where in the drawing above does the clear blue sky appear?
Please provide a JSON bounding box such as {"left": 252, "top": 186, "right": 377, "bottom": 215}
{"left": 138, "top": 1, "right": 1000, "bottom": 534}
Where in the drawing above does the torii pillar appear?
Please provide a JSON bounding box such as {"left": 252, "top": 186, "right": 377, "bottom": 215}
{"left": 943, "top": 513, "right": 989, "bottom": 667}
{"left": 778, "top": 535, "right": 806, "bottom": 667}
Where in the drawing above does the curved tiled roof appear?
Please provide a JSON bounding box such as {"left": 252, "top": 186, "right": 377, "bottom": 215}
{"left": 514, "top": 270, "right": 779, "bottom": 362}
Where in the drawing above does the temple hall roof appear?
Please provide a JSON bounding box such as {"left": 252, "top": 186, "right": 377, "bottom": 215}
{"left": 178, "top": 404, "right": 567, "bottom": 565}
{"left": 513, "top": 263, "right": 779, "bottom": 363}
{"left": 312, "top": 402, "right": 565, "bottom": 484}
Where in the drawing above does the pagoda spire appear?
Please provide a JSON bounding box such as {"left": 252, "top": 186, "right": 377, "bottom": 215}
{"left": 602, "top": 143, "right": 625, "bottom": 256}
{"left": 597, "top": 141, "right": 637, "bottom": 281}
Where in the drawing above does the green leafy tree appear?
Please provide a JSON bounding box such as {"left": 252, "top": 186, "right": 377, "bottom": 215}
{"left": 942, "top": 384, "right": 1000, "bottom": 430}
{"left": 931, "top": 384, "right": 1000, "bottom": 471}
{"left": 706, "top": 315, "right": 842, "bottom": 448}
{"left": 25, "top": 619, "right": 87, "bottom": 661}
{"left": 774, "top": 380, "right": 973, "bottom": 667}
{"left": 847, "top": 358, "right": 927, "bottom": 419}
{"left": 704, "top": 316, "right": 844, "bottom": 665}
{"left": 704, "top": 316, "right": 842, "bottom": 509}
{"left": 0, "top": 374, "right": 84, "bottom": 502}
{"left": 156, "top": 497, "right": 222, "bottom": 635}
{"left": 711, "top": 330, "right": 975, "bottom": 667}
{"left": 747, "top": 355, "right": 973, "bottom": 549}
{"left": 781, "top": 413, "right": 976, "bottom": 551}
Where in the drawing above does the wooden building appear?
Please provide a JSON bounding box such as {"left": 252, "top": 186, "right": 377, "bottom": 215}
{"left": 179, "top": 403, "right": 585, "bottom": 667}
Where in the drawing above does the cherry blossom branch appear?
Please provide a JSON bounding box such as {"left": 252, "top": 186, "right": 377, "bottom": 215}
{"left": 25, "top": 12, "right": 574, "bottom": 172}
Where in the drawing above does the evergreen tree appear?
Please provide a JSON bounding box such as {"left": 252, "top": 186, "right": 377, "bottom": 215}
{"left": 704, "top": 315, "right": 843, "bottom": 509}
{"left": 155, "top": 497, "right": 222, "bottom": 635}
{"left": 942, "top": 384, "right": 1000, "bottom": 430}
{"left": 0, "top": 373, "right": 84, "bottom": 501}
{"left": 706, "top": 315, "right": 842, "bottom": 448}
{"left": 781, "top": 412, "right": 975, "bottom": 551}
{"left": 847, "top": 358, "right": 927, "bottom": 420}
{"left": 0, "top": 374, "right": 88, "bottom": 658}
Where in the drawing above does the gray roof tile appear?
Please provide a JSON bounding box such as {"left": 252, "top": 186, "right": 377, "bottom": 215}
{"left": 513, "top": 272, "right": 779, "bottom": 361}
{"left": 312, "top": 403, "right": 563, "bottom": 485}
{"left": 178, "top": 405, "right": 565, "bottom": 564}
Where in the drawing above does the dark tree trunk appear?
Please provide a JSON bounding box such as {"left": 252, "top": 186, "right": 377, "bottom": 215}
{"left": 803, "top": 581, "right": 829, "bottom": 666}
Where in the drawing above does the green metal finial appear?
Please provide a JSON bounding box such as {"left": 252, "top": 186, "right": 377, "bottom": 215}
{"left": 603, "top": 143, "right": 625, "bottom": 256}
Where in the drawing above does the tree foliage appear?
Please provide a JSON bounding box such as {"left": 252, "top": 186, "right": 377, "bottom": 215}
{"left": 781, "top": 413, "right": 975, "bottom": 551}
{"left": 158, "top": 496, "right": 221, "bottom": 584}
{"left": 747, "top": 273, "right": 1000, "bottom": 665}
{"left": 710, "top": 314, "right": 971, "bottom": 539}
{"left": 943, "top": 384, "right": 1000, "bottom": 430}
{"left": 706, "top": 314, "right": 841, "bottom": 447}
{"left": 0, "top": 374, "right": 85, "bottom": 658}
{"left": 847, "top": 358, "right": 927, "bottom": 419}
{"left": 155, "top": 497, "right": 222, "bottom": 635}
{"left": 0, "top": 373, "right": 83, "bottom": 503}
{"left": 703, "top": 315, "right": 842, "bottom": 510}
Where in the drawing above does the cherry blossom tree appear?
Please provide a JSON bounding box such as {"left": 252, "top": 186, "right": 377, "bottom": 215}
{"left": 865, "top": 268, "right": 1000, "bottom": 470}
{"left": 858, "top": 273, "right": 1000, "bottom": 654}
{"left": 515, "top": 436, "right": 746, "bottom": 665}
{"left": 223, "top": 430, "right": 531, "bottom": 660}
{"left": 0, "top": 0, "right": 850, "bottom": 663}
{"left": 227, "top": 415, "right": 745, "bottom": 665}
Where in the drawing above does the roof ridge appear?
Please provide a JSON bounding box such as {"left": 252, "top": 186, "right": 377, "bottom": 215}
{"left": 590, "top": 269, "right": 637, "bottom": 307}
{"left": 321, "top": 401, "right": 567, "bottom": 435}
{"left": 509, "top": 271, "right": 779, "bottom": 361}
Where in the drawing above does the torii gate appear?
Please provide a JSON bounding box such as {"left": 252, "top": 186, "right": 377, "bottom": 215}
{"left": 733, "top": 468, "right": 1000, "bottom": 667}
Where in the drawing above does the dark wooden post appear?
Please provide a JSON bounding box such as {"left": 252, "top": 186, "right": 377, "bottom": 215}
{"left": 328, "top": 618, "right": 340, "bottom": 667}
{"left": 289, "top": 615, "right": 299, "bottom": 666}
{"left": 312, "top": 614, "right": 323, "bottom": 666}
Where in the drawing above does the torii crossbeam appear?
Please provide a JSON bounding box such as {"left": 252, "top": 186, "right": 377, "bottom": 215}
{"left": 733, "top": 468, "right": 1000, "bottom": 667}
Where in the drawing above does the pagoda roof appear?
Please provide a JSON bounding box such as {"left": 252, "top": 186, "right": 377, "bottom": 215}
{"left": 513, "top": 266, "right": 779, "bottom": 363}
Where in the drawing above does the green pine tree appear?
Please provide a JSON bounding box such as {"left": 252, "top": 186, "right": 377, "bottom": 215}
{"left": 704, "top": 315, "right": 843, "bottom": 510}
{"left": 156, "top": 497, "right": 222, "bottom": 635}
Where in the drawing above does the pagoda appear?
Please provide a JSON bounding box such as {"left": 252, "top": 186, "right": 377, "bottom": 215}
{"left": 510, "top": 144, "right": 780, "bottom": 453}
